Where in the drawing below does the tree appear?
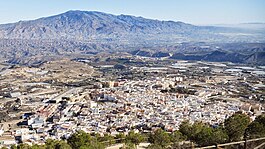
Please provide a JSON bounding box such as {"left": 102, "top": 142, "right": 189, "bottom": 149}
{"left": 246, "top": 115, "right": 265, "bottom": 138}
{"left": 79, "top": 143, "right": 105, "bottom": 149}
{"left": 31, "top": 144, "right": 46, "bottom": 149}
{"left": 179, "top": 121, "right": 204, "bottom": 141}
{"left": 170, "top": 130, "right": 186, "bottom": 143}
{"left": 224, "top": 113, "right": 250, "bottom": 141}
{"left": 45, "top": 139, "right": 57, "bottom": 149}
{"left": 179, "top": 120, "right": 228, "bottom": 146}
{"left": 147, "top": 143, "right": 164, "bottom": 149}
{"left": 194, "top": 125, "right": 228, "bottom": 146}
{"left": 17, "top": 144, "right": 31, "bottom": 149}
{"left": 148, "top": 129, "right": 171, "bottom": 148}
{"left": 189, "top": 122, "right": 205, "bottom": 140}
{"left": 67, "top": 131, "right": 92, "bottom": 148}
{"left": 121, "top": 142, "right": 137, "bottom": 149}
{"left": 115, "top": 133, "right": 126, "bottom": 143}
{"left": 55, "top": 140, "right": 72, "bottom": 149}
{"left": 10, "top": 145, "right": 17, "bottom": 149}
{"left": 67, "top": 131, "right": 105, "bottom": 149}
{"left": 179, "top": 120, "right": 193, "bottom": 139}
{"left": 211, "top": 127, "right": 229, "bottom": 144}
{"left": 125, "top": 131, "right": 144, "bottom": 146}
{"left": 255, "top": 114, "right": 265, "bottom": 124}
{"left": 97, "top": 134, "right": 115, "bottom": 146}
{"left": 194, "top": 125, "right": 213, "bottom": 146}
{"left": 170, "top": 130, "right": 187, "bottom": 148}
{"left": 45, "top": 139, "right": 71, "bottom": 149}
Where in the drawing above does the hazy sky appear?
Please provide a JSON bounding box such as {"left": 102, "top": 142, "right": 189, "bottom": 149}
{"left": 0, "top": 0, "right": 265, "bottom": 25}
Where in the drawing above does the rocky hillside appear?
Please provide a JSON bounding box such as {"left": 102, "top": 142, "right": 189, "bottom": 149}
{"left": 0, "top": 10, "right": 264, "bottom": 65}
{"left": 0, "top": 10, "right": 263, "bottom": 43}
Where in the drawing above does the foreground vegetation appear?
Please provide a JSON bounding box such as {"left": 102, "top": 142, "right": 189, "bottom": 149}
{"left": 2, "top": 112, "right": 265, "bottom": 149}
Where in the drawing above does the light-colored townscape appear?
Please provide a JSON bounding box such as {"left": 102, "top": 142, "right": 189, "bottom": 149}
{"left": 0, "top": 57, "right": 265, "bottom": 147}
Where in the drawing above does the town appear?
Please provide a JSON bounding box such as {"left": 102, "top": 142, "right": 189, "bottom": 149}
{"left": 0, "top": 55, "right": 264, "bottom": 147}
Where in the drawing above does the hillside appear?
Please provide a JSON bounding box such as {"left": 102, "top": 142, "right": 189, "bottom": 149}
{"left": 0, "top": 10, "right": 264, "bottom": 65}
{"left": 0, "top": 10, "right": 263, "bottom": 43}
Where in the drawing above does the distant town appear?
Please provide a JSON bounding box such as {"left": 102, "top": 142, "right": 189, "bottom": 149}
{"left": 0, "top": 0, "right": 265, "bottom": 147}
{"left": 0, "top": 55, "right": 264, "bottom": 148}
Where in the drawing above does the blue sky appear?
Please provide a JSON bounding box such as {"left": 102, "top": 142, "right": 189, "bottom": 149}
{"left": 0, "top": 0, "right": 264, "bottom": 25}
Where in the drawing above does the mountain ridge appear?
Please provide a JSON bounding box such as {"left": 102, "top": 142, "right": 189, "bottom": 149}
{"left": 0, "top": 10, "right": 197, "bottom": 40}
{"left": 1, "top": 10, "right": 263, "bottom": 43}
{"left": 0, "top": 10, "right": 264, "bottom": 65}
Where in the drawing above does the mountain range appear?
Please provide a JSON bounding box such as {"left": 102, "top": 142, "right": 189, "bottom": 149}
{"left": 0, "top": 10, "right": 264, "bottom": 43}
{"left": 0, "top": 10, "right": 264, "bottom": 65}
